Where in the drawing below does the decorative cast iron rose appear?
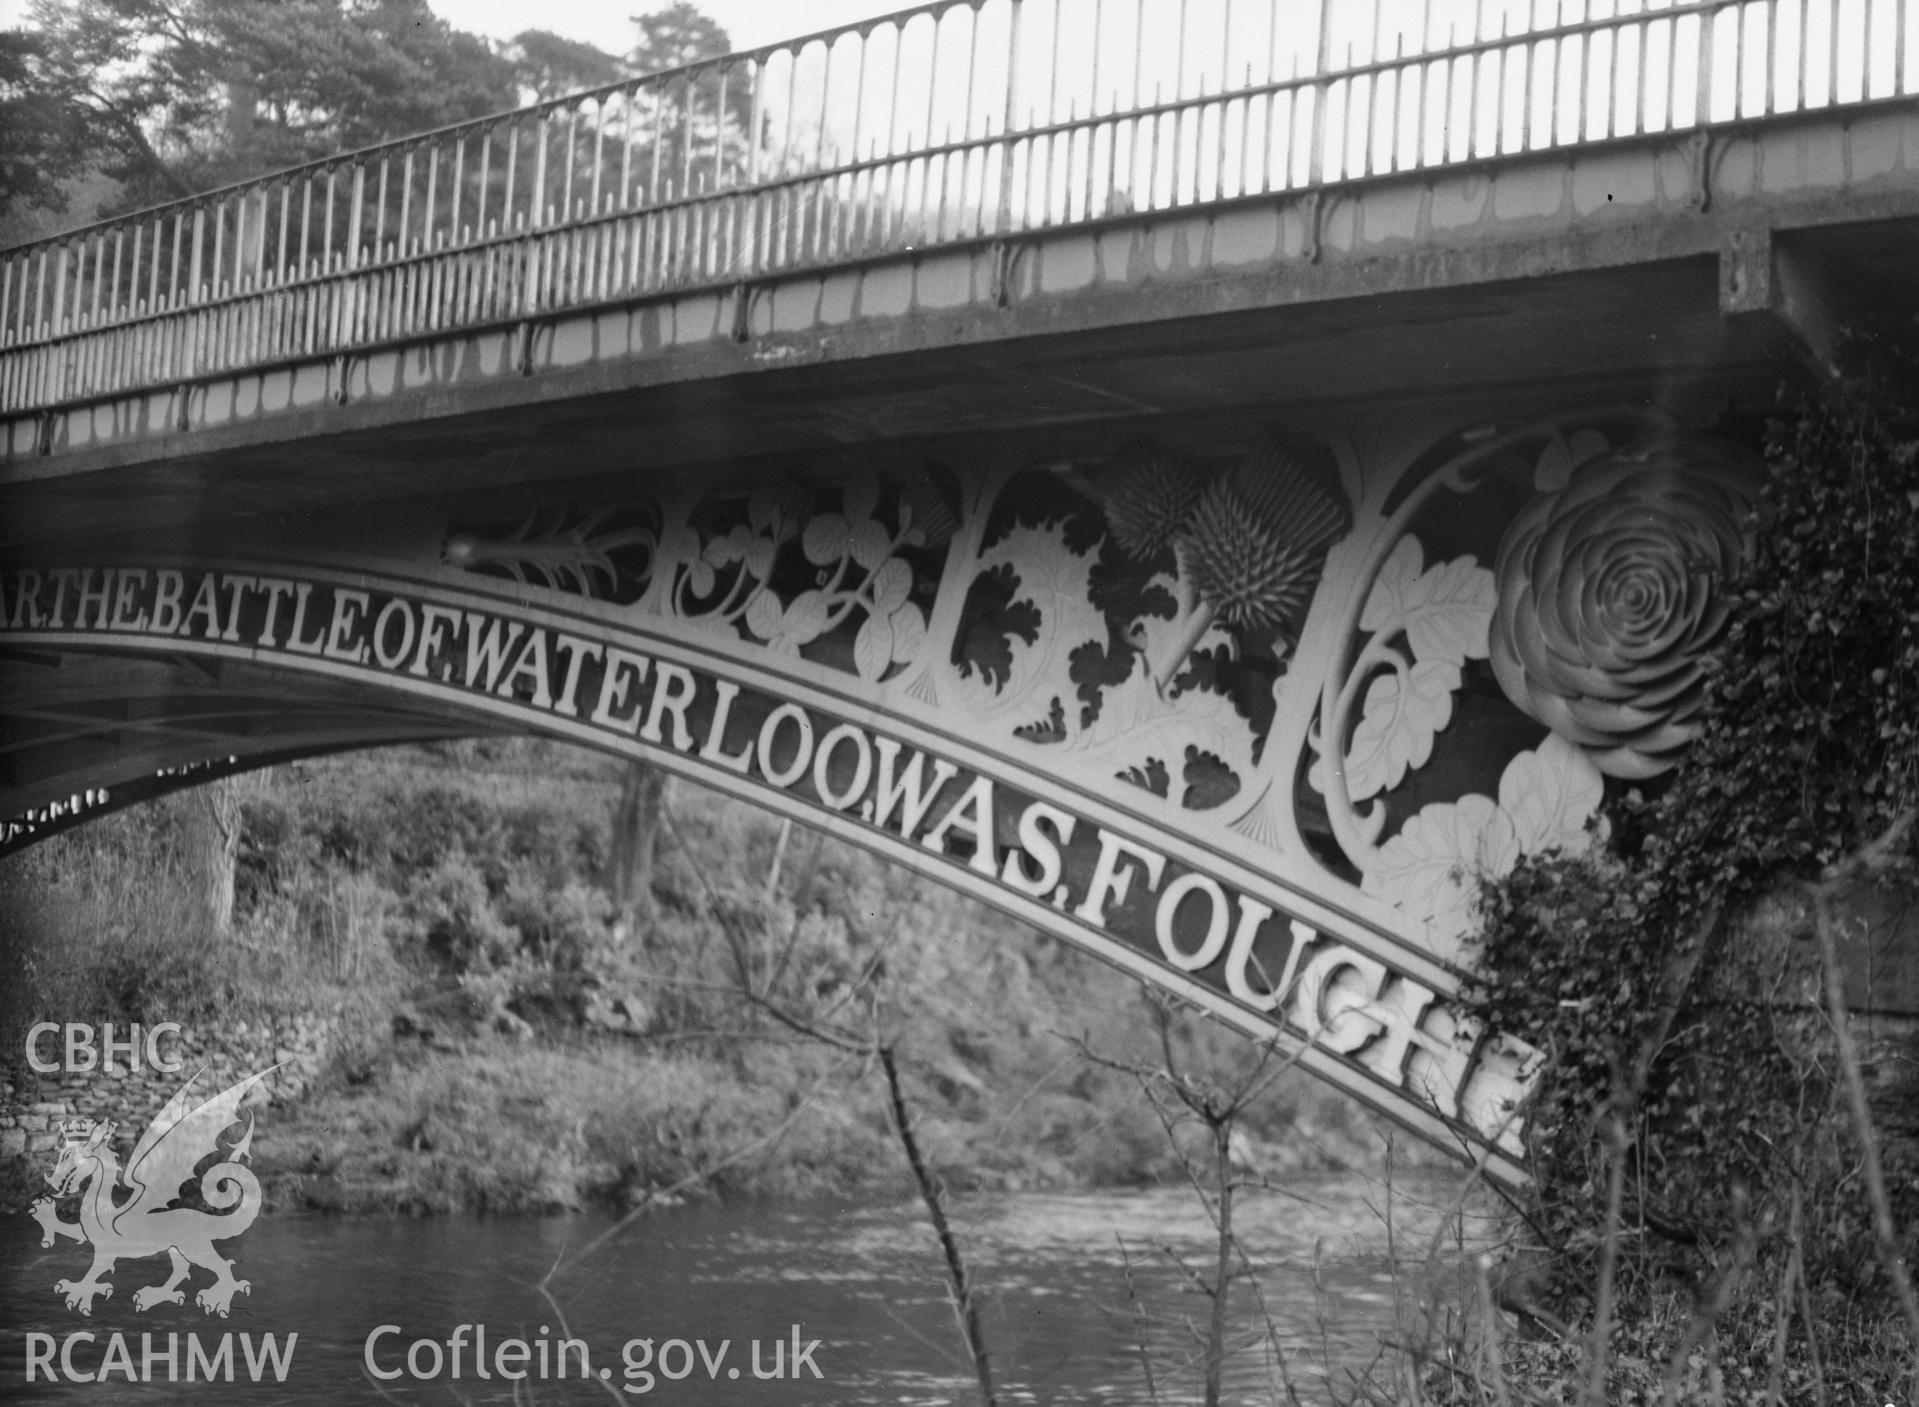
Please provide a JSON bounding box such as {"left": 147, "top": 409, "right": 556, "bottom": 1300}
{"left": 1487, "top": 433, "right": 1756, "bottom": 780}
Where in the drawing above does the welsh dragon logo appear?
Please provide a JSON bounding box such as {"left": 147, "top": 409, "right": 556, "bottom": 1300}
{"left": 29, "top": 1066, "right": 277, "bottom": 1317}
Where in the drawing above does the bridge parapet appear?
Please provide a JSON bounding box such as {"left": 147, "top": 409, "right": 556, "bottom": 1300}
{"left": 3, "top": 0, "right": 1912, "bottom": 429}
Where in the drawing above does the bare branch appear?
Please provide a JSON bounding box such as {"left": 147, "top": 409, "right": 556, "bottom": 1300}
{"left": 1809, "top": 810, "right": 1919, "bottom": 1365}
{"left": 880, "top": 1043, "right": 997, "bottom": 1407}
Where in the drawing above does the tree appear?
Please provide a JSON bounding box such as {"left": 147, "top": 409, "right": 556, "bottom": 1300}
{"left": 607, "top": 761, "right": 668, "bottom": 925}
{"left": 0, "top": 29, "right": 93, "bottom": 218}
{"left": 182, "top": 775, "right": 245, "bottom": 939}
{"left": 6, "top": 0, "right": 520, "bottom": 222}
{"left": 630, "top": 2, "right": 732, "bottom": 73}
{"left": 501, "top": 4, "right": 739, "bottom": 109}
{"left": 1, "top": 1, "right": 757, "bottom": 228}
{"left": 505, "top": 29, "right": 631, "bottom": 103}
{"left": 624, "top": 2, "right": 752, "bottom": 197}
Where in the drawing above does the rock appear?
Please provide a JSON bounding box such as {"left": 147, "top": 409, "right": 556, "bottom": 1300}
{"left": 584, "top": 990, "right": 649, "bottom": 1033}
{"left": 490, "top": 1006, "right": 535, "bottom": 1042}
{"left": 0, "top": 1129, "right": 24, "bottom": 1156}
{"left": 1493, "top": 1246, "right": 1573, "bottom": 1340}
{"left": 302, "top": 1175, "right": 350, "bottom": 1213}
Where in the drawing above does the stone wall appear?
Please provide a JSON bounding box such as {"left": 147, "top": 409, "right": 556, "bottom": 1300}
{"left": 0, "top": 1011, "right": 336, "bottom": 1163}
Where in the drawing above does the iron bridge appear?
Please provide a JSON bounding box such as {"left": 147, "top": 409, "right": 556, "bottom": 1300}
{"left": 5, "top": 0, "right": 1919, "bottom": 1184}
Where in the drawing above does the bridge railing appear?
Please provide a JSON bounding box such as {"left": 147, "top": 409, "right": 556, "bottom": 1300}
{"left": 2, "top": 0, "right": 1912, "bottom": 420}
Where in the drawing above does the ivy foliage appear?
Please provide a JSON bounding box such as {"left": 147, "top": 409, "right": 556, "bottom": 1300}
{"left": 1468, "top": 320, "right": 1919, "bottom": 1301}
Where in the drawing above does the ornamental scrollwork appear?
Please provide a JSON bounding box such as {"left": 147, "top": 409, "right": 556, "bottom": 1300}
{"left": 442, "top": 504, "right": 663, "bottom": 603}
{"left": 431, "top": 412, "right": 1761, "bottom": 966}
{"left": 940, "top": 435, "right": 1348, "bottom": 815}
{"left": 660, "top": 468, "right": 958, "bottom": 683}
{"left": 1487, "top": 433, "right": 1756, "bottom": 780}
{"left": 1259, "top": 414, "right": 1761, "bottom": 960}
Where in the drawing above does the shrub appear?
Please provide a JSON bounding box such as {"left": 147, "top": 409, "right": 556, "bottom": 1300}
{"left": 1468, "top": 321, "right": 1919, "bottom": 1352}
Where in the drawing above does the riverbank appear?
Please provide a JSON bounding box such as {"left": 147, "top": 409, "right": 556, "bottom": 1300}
{"left": 0, "top": 737, "right": 1388, "bottom": 1219}
{"left": 1, "top": 1009, "right": 1379, "bottom": 1219}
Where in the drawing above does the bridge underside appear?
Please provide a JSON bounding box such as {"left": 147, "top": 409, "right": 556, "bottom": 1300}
{"left": 4, "top": 229, "right": 1901, "bottom": 557}
{"left": 0, "top": 650, "right": 490, "bottom": 828}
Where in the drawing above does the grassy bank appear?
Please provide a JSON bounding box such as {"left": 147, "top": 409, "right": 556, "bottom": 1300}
{"left": 0, "top": 737, "right": 1383, "bottom": 1218}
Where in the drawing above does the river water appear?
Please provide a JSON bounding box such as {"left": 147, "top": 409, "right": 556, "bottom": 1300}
{"left": 2, "top": 1179, "right": 1490, "bottom": 1404}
